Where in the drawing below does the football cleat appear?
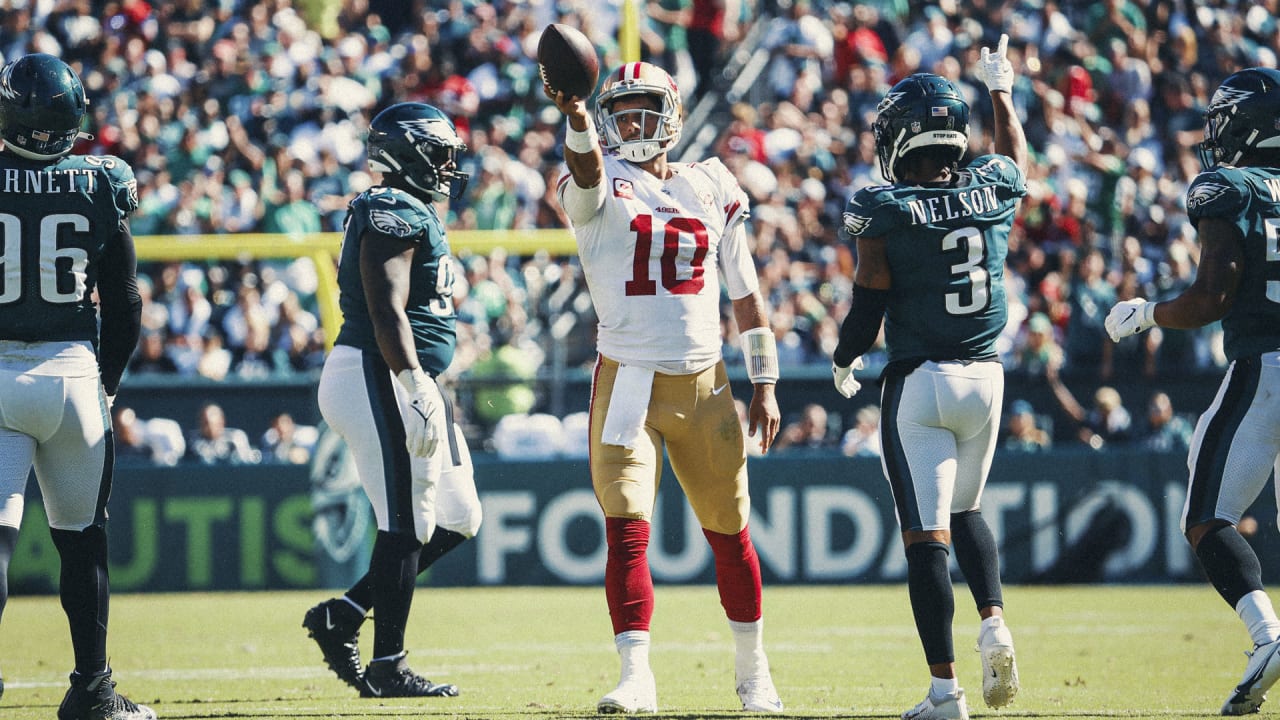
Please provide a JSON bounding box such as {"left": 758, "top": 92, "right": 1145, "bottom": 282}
{"left": 302, "top": 598, "right": 366, "bottom": 689}
{"left": 359, "top": 653, "right": 458, "bottom": 698}
{"left": 903, "top": 687, "right": 969, "bottom": 720}
{"left": 597, "top": 671, "right": 658, "bottom": 714}
{"left": 1222, "top": 637, "right": 1280, "bottom": 715}
{"left": 976, "top": 616, "right": 1019, "bottom": 708}
{"left": 737, "top": 672, "right": 784, "bottom": 713}
{"left": 57, "top": 669, "right": 155, "bottom": 720}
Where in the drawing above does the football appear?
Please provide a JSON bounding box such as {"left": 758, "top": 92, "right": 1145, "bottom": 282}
{"left": 537, "top": 23, "right": 599, "bottom": 99}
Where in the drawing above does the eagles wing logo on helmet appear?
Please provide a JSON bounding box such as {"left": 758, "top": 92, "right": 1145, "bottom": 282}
{"left": 398, "top": 117, "right": 452, "bottom": 142}
{"left": 843, "top": 211, "right": 872, "bottom": 236}
{"left": 1209, "top": 86, "right": 1254, "bottom": 110}
{"left": 1186, "top": 182, "right": 1229, "bottom": 209}
{"left": 370, "top": 208, "right": 415, "bottom": 238}
{"left": 876, "top": 91, "right": 906, "bottom": 114}
{"left": 0, "top": 66, "right": 15, "bottom": 101}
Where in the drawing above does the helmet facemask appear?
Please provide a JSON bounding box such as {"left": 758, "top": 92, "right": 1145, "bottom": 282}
{"left": 596, "top": 62, "right": 682, "bottom": 163}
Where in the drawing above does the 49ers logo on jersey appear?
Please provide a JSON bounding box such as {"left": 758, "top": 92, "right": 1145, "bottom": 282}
{"left": 613, "top": 178, "right": 634, "bottom": 199}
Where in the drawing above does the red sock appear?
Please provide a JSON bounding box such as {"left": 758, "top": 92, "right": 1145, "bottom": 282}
{"left": 704, "top": 526, "right": 763, "bottom": 622}
{"left": 605, "top": 517, "right": 654, "bottom": 635}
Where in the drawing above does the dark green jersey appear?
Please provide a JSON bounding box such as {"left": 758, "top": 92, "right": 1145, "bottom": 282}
{"left": 843, "top": 154, "right": 1025, "bottom": 364}
{"left": 0, "top": 152, "right": 137, "bottom": 342}
{"left": 1185, "top": 165, "right": 1280, "bottom": 360}
{"left": 334, "top": 187, "right": 456, "bottom": 375}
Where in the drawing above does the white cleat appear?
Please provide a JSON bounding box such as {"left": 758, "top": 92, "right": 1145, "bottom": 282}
{"left": 903, "top": 688, "right": 969, "bottom": 720}
{"left": 1222, "top": 637, "right": 1280, "bottom": 715}
{"left": 737, "top": 672, "right": 784, "bottom": 713}
{"left": 977, "top": 616, "right": 1020, "bottom": 708}
{"left": 597, "top": 672, "right": 657, "bottom": 714}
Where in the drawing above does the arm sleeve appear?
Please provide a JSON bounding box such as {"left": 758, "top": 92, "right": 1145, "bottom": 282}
{"left": 97, "top": 223, "right": 143, "bottom": 395}
{"left": 833, "top": 284, "right": 888, "bottom": 367}
{"left": 556, "top": 171, "right": 607, "bottom": 227}
{"left": 719, "top": 219, "right": 759, "bottom": 300}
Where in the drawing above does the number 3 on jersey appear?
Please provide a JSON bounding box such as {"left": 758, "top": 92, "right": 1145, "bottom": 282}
{"left": 625, "top": 214, "right": 709, "bottom": 296}
{"left": 943, "top": 226, "right": 989, "bottom": 315}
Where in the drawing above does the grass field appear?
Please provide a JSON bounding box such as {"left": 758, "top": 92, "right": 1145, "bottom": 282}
{"left": 0, "top": 585, "right": 1262, "bottom": 719}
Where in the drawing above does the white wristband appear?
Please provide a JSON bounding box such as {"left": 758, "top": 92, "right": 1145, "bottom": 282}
{"left": 397, "top": 367, "right": 431, "bottom": 395}
{"left": 739, "top": 327, "right": 779, "bottom": 385}
{"left": 565, "top": 120, "right": 598, "bottom": 154}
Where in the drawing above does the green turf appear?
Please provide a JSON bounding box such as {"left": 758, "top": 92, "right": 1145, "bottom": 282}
{"left": 0, "top": 585, "right": 1261, "bottom": 719}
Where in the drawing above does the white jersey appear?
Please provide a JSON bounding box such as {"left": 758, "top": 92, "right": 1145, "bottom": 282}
{"left": 558, "top": 153, "right": 758, "bottom": 375}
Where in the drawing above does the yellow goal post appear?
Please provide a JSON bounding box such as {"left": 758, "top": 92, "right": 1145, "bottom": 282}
{"left": 134, "top": 229, "right": 576, "bottom": 351}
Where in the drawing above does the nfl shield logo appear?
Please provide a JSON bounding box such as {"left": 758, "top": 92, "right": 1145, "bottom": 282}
{"left": 613, "top": 178, "right": 634, "bottom": 199}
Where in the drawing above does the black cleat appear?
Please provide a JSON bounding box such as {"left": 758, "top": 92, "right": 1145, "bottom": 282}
{"left": 302, "top": 598, "right": 366, "bottom": 690}
{"left": 359, "top": 653, "right": 458, "bottom": 698}
{"left": 57, "top": 669, "right": 155, "bottom": 720}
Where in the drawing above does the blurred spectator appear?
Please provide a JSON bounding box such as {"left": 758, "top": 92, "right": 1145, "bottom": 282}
{"left": 230, "top": 313, "right": 288, "bottom": 378}
{"left": 1050, "top": 381, "right": 1133, "bottom": 450}
{"left": 196, "top": 327, "right": 234, "bottom": 381}
{"left": 467, "top": 329, "right": 540, "bottom": 430}
{"left": 185, "top": 402, "right": 261, "bottom": 465}
{"left": 1063, "top": 249, "right": 1117, "bottom": 378}
{"left": 646, "top": 0, "right": 696, "bottom": 96}
{"left": 839, "top": 404, "right": 881, "bottom": 458}
{"left": 112, "top": 406, "right": 185, "bottom": 466}
{"left": 687, "top": 0, "right": 738, "bottom": 99}
{"left": 1138, "top": 391, "right": 1194, "bottom": 453}
{"left": 1002, "top": 399, "right": 1052, "bottom": 453}
{"left": 259, "top": 412, "right": 319, "bottom": 464}
{"left": 774, "top": 402, "right": 837, "bottom": 452}
{"left": 1006, "top": 312, "right": 1063, "bottom": 380}
{"left": 762, "top": 0, "right": 833, "bottom": 103}
{"left": 128, "top": 329, "right": 179, "bottom": 375}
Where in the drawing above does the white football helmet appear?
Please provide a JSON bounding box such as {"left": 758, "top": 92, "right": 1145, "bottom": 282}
{"left": 596, "top": 62, "right": 682, "bottom": 163}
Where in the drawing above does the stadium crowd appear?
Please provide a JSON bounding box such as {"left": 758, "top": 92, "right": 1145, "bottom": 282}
{"left": 7, "top": 0, "right": 1274, "bottom": 455}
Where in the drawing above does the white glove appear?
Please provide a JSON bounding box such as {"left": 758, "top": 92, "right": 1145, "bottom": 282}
{"left": 397, "top": 368, "right": 443, "bottom": 458}
{"left": 975, "top": 33, "right": 1014, "bottom": 93}
{"left": 832, "top": 356, "right": 865, "bottom": 399}
{"left": 1105, "top": 298, "right": 1157, "bottom": 342}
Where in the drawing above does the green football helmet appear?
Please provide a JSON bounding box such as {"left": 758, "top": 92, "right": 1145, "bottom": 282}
{"left": 1197, "top": 67, "right": 1280, "bottom": 170}
{"left": 873, "top": 73, "right": 970, "bottom": 183}
{"left": 0, "top": 53, "right": 88, "bottom": 160}
{"left": 367, "top": 102, "right": 469, "bottom": 202}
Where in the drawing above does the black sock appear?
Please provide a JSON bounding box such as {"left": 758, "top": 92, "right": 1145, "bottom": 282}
{"left": 346, "top": 529, "right": 469, "bottom": 611}
{"left": 418, "top": 529, "right": 468, "bottom": 571}
{"left": 369, "top": 530, "right": 422, "bottom": 659}
{"left": 906, "top": 541, "right": 955, "bottom": 665}
{"left": 951, "top": 510, "right": 1004, "bottom": 611}
{"left": 1196, "top": 524, "right": 1264, "bottom": 608}
{"left": 0, "top": 524, "right": 16, "bottom": 624}
{"left": 51, "top": 526, "right": 110, "bottom": 674}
